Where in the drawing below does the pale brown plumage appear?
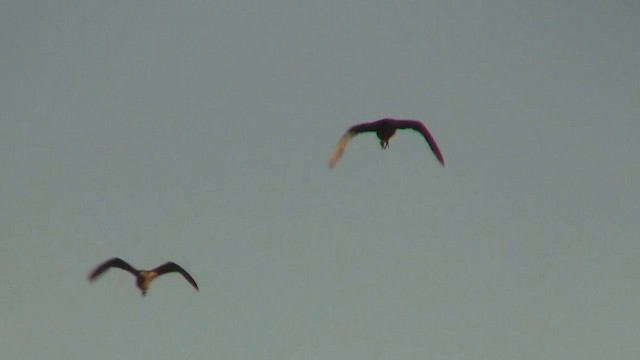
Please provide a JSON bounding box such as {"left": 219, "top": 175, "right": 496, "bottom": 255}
{"left": 88, "top": 257, "right": 199, "bottom": 296}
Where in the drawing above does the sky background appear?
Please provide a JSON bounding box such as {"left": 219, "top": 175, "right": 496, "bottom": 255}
{"left": 1, "top": 1, "right": 639, "bottom": 359}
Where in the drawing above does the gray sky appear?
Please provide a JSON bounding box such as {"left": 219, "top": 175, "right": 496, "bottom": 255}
{"left": 1, "top": 1, "right": 639, "bottom": 359}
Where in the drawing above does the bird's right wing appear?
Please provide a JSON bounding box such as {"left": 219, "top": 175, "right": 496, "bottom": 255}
{"left": 88, "top": 257, "right": 138, "bottom": 281}
{"left": 152, "top": 262, "right": 199, "bottom": 291}
{"left": 394, "top": 120, "right": 445, "bottom": 167}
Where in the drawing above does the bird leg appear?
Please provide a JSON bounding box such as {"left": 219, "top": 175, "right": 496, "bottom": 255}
{"left": 380, "top": 139, "right": 389, "bottom": 149}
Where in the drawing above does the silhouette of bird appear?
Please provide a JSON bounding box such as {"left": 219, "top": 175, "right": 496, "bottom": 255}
{"left": 88, "top": 257, "right": 199, "bottom": 296}
{"left": 329, "top": 118, "right": 445, "bottom": 169}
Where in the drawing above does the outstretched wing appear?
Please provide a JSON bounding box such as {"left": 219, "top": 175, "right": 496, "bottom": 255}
{"left": 328, "top": 121, "right": 381, "bottom": 169}
{"left": 88, "top": 257, "right": 138, "bottom": 281}
{"left": 346, "top": 121, "right": 383, "bottom": 134}
{"left": 329, "top": 131, "right": 355, "bottom": 169}
{"left": 152, "top": 262, "right": 199, "bottom": 291}
{"left": 393, "top": 120, "right": 445, "bottom": 166}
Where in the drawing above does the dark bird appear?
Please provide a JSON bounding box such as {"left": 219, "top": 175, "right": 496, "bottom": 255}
{"left": 88, "top": 257, "right": 199, "bottom": 296}
{"left": 329, "top": 118, "right": 445, "bottom": 169}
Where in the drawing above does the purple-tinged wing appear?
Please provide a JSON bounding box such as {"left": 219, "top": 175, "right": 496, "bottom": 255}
{"left": 329, "top": 120, "right": 384, "bottom": 169}
{"left": 346, "top": 121, "right": 383, "bottom": 134}
{"left": 329, "top": 131, "right": 354, "bottom": 169}
{"left": 152, "top": 262, "right": 199, "bottom": 291}
{"left": 88, "top": 257, "right": 138, "bottom": 281}
{"left": 392, "top": 120, "right": 445, "bottom": 166}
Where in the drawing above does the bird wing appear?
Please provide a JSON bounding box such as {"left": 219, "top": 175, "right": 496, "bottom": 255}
{"left": 328, "top": 121, "right": 382, "bottom": 169}
{"left": 88, "top": 257, "right": 138, "bottom": 281}
{"left": 346, "top": 120, "right": 383, "bottom": 134}
{"left": 151, "top": 262, "right": 199, "bottom": 291}
{"left": 328, "top": 131, "right": 355, "bottom": 169}
{"left": 392, "top": 120, "right": 445, "bottom": 166}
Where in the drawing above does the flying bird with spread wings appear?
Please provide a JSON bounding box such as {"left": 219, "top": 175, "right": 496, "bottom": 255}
{"left": 88, "top": 257, "right": 199, "bottom": 296}
{"left": 329, "top": 118, "right": 445, "bottom": 169}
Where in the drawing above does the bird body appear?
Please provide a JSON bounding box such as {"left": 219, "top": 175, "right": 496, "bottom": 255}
{"left": 88, "top": 257, "right": 199, "bottom": 296}
{"left": 136, "top": 271, "right": 159, "bottom": 294}
{"left": 329, "top": 118, "right": 445, "bottom": 168}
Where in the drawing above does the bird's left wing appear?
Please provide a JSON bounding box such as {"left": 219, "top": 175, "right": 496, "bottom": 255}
{"left": 328, "top": 131, "right": 356, "bottom": 169}
{"left": 152, "top": 262, "right": 199, "bottom": 291}
{"left": 88, "top": 257, "right": 138, "bottom": 281}
{"left": 394, "top": 120, "right": 445, "bottom": 166}
{"left": 328, "top": 120, "right": 386, "bottom": 169}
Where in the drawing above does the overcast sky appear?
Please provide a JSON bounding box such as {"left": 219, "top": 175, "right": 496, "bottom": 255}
{"left": 1, "top": 1, "right": 639, "bottom": 359}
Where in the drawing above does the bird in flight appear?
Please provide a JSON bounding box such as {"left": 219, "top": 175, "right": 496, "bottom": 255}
{"left": 329, "top": 118, "right": 445, "bottom": 169}
{"left": 88, "top": 257, "right": 199, "bottom": 296}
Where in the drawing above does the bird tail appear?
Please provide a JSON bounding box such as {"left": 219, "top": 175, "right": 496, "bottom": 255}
{"left": 329, "top": 132, "right": 354, "bottom": 169}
